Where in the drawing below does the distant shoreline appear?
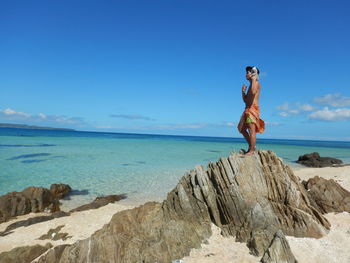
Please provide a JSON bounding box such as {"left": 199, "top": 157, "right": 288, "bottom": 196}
{"left": 0, "top": 123, "right": 75, "bottom": 131}
{"left": 1, "top": 123, "right": 349, "bottom": 144}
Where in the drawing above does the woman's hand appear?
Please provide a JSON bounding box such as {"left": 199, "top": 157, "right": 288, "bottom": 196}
{"left": 242, "top": 84, "right": 247, "bottom": 93}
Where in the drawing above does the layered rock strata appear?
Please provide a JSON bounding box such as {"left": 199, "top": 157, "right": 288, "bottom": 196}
{"left": 3, "top": 151, "right": 333, "bottom": 262}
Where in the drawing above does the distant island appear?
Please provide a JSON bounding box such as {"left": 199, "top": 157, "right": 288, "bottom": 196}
{"left": 0, "top": 123, "right": 75, "bottom": 131}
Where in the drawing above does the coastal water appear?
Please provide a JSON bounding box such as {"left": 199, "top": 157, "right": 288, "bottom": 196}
{"left": 1, "top": 128, "right": 350, "bottom": 210}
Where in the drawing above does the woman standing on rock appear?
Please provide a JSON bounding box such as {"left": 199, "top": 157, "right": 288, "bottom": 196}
{"left": 237, "top": 66, "right": 265, "bottom": 155}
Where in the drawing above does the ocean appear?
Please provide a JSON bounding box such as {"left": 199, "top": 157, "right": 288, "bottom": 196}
{"left": 1, "top": 128, "right": 350, "bottom": 210}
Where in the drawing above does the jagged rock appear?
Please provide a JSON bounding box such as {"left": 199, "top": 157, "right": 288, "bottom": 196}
{"left": 297, "top": 152, "right": 342, "bottom": 167}
{"left": 39, "top": 202, "right": 211, "bottom": 262}
{"left": 0, "top": 243, "right": 52, "bottom": 263}
{"left": 69, "top": 194, "right": 127, "bottom": 212}
{"left": 303, "top": 176, "right": 350, "bottom": 213}
{"left": 50, "top": 184, "right": 72, "bottom": 199}
{"left": 261, "top": 230, "right": 297, "bottom": 263}
{"left": 0, "top": 187, "right": 60, "bottom": 223}
{"left": 34, "top": 151, "right": 330, "bottom": 262}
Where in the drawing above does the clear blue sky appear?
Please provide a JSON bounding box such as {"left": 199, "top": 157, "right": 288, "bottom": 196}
{"left": 1, "top": 0, "right": 350, "bottom": 140}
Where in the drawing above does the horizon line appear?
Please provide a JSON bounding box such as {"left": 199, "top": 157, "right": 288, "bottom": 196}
{"left": 1, "top": 123, "right": 349, "bottom": 143}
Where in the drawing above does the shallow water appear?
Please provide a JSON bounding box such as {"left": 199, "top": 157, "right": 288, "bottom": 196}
{"left": 1, "top": 128, "right": 349, "bottom": 209}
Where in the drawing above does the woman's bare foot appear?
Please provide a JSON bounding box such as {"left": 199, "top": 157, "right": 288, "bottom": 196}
{"left": 244, "top": 146, "right": 256, "bottom": 156}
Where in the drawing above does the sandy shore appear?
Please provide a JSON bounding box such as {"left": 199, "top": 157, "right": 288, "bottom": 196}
{"left": 0, "top": 201, "right": 133, "bottom": 254}
{"left": 0, "top": 165, "right": 349, "bottom": 263}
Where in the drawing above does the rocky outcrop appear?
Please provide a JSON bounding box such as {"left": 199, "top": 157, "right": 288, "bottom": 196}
{"left": 303, "top": 176, "right": 350, "bottom": 213}
{"left": 32, "top": 150, "right": 331, "bottom": 263}
{"left": 297, "top": 152, "right": 343, "bottom": 167}
{"left": 69, "top": 194, "right": 127, "bottom": 213}
{"left": 0, "top": 187, "right": 61, "bottom": 223}
{"left": 261, "top": 230, "right": 297, "bottom": 263}
{"left": 0, "top": 243, "right": 52, "bottom": 263}
{"left": 0, "top": 184, "right": 72, "bottom": 223}
{"left": 50, "top": 184, "right": 72, "bottom": 199}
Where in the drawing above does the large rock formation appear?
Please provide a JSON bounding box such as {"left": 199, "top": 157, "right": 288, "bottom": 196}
{"left": 0, "top": 187, "right": 61, "bottom": 223}
{"left": 297, "top": 152, "right": 343, "bottom": 167}
{"left": 3, "top": 151, "right": 333, "bottom": 262}
{"left": 303, "top": 176, "right": 350, "bottom": 214}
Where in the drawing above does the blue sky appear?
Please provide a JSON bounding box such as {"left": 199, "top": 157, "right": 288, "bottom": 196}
{"left": 1, "top": 0, "right": 350, "bottom": 140}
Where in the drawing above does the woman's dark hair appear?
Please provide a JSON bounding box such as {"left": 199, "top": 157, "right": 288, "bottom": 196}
{"left": 246, "top": 66, "right": 260, "bottom": 74}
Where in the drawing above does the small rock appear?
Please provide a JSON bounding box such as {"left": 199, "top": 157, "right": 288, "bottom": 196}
{"left": 303, "top": 176, "right": 350, "bottom": 213}
{"left": 297, "top": 152, "right": 342, "bottom": 167}
{"left": 39, "top": 225, "right": 71, "bottom": 241}
{"left": 261, "top": 230, "right": 297, "bottom": 263}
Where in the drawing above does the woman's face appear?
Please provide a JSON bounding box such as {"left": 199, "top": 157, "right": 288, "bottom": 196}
{"left": 246, "top": 71, "right": 252, "bottom": 80}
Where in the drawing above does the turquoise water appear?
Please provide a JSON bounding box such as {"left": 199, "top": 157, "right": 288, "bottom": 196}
{"left": 1, "top": 128, "right": 350, "bottom": 209}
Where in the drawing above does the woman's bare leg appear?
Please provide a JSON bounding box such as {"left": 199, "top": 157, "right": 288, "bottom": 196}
{"left": 245, "top": 124, "right": 256, "bottom": 155}
{"left": 240, "top": 125, "right": 251, "bottom": 152}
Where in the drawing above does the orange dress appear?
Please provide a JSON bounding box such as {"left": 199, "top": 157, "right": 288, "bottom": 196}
{"left": 237, "top": 104, "right": 265, "bottom": 133}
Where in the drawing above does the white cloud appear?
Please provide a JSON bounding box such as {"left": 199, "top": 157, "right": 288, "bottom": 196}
{"left": 296, "top": 103, "right": 315, "bottom": 111}
{"left": 308, "top": 107, "right": 350, "bottom": 121}
{"left": 265, "top": 121, "right": 280, "bottom": 126}
{"left": 38, "top": 113, "right": 47, "bottom": 119}
{"left": 277, "top": 102, "right": 289, "bottom": 111}
{"left": 156, "top": 123, "right": 209, "bottom": 130}
{"left": 156, "top": 121, "right": 239, "bottom": 130}
{"left": 2, "top": 108, "right": 31, "bottom": 118}
{"left": 0, "top": 108, "right": 85, "bottom": 126}
{"left": 277, "top": 102, "right": 316, "bottom": 117}
{"left": 279, "top": 112, "right": 288, "bottom": 117}
{"left": 314, "top": 93, "right": 350, "bottom": 107}
{"left": 110, "top": 114, "right": 155, "bottom": 121}
{"left": 96, "top": 125, "right": 113, "bottom": 129}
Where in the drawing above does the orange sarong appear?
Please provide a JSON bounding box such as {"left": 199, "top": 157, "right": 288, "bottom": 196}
{"left": 237, "top": 104, "right": 265, "bottom": 133}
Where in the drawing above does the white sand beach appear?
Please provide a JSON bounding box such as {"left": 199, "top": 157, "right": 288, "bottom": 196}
{"left": 0, "top": 165, "right": 350, "bottom": 263}
{"left": 0, "top": 201, "right": 133, "bottom": 254}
